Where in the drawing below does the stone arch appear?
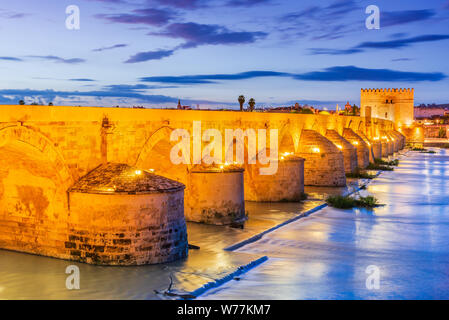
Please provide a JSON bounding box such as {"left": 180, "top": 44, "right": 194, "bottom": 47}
{"left": 279, "top": 123, "right": 297, "bottom": 154}
{"left": 0, "top": 125, "right": 74, "bottom": 253}
{"left": 0, "top": 125, "right": 73, "bottom": 190}
{"left": 135, "top": 126, "right": 191, "bottom": 184}
{"left": 358, "top": 120, "right": 365, "bottom": 134}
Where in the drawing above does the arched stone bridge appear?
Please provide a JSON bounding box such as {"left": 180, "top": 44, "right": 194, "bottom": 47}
{"left": 0, "top": 105, "right": 403, "bottom": 265}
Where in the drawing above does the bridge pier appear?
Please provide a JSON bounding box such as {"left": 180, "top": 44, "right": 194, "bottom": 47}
{"left": 325, "top": 129, "right": 358, "bottom": 173}
{"left": 357, "top": 131, "right": 376, "bottom": 163}
{"left": 66, "top": 163, "right": 188, "bottom": 265}
{"left": 392, "top": 131, "right": 406, "bottom": 149}
{"left": 381, "top": 133, "right": 394, "bottom": 156}
{"left": 185, "top": 165, "right": 246, "bottom": 226}
{"left": 343, "top": 128, "right": 370, "bottom": 168}
{"left": 244, "top": 155, "right": 305, "bottom": 202}
{"left": 297, "top": 130, "right": 346, "bottom": 187}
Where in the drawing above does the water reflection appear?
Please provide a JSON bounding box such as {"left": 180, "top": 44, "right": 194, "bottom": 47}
{"left": 200, "top": 149, "right": 449, "bottom": 299}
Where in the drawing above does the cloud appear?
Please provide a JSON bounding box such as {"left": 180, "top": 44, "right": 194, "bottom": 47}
{"left": 0, "top": 9, "right": 29, "bottom": 19}
{"left": 293, "top": 66, "right": 445, "bottom": 82}
{"left": 382, "top": 10, "right": 436, "bottom": 27}
{"left": 92, "top": 44, "right": 128, "bottom": 52}
{"left": 308, "top": 48, "right": 363, "bottom": 55}
{"left": 356, "top": 34, "right": 449, "bottom": 49}
{"left": 391, "top": 58, "right": 413, "bottom": 62}
{"left": 151, "top": 0, "right": 204, "bottom": 9}
{"left": 0, "top": 88, "right": 178, "bottom": 104}
{"left": 69, "top": 78, "right": 96, "bottom": 82}
{"left": 140, "top": 66, "right": 446, "bottom": 84}
{"left": 141, "top": 71, "right": 289, "bottom": 84}
{"left": 226, "top": 0, "right": 271, "bottom": 7}
{"left": 97, "top": 8, "right": 175, "bottom": 26}
{"left": 0, "top": 57, "right": 23, "bottom": 61}
{"left": 28, "top": 55, "right": 86, "bottom": 64}
{"left": 125, "top": 49, "right": 175, "bottom": 63}
{"left": 309, "top": 34, "right": 449, "bottom": 55}
{"left": 150, "top": 22, "right": 267, "bottom": 48}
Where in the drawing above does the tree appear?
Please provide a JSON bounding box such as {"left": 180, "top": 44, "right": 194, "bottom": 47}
{"left": 19, "top": 100, "right": 25, "bottom": 105}
{"left": 48, "top": 102, "right": 54, "bottom": 106}
{"left": 238, "top": 95, "right": 245, "bottom": 112}
{"left": 248, "top": 98, "right": 255, "bottom": 112}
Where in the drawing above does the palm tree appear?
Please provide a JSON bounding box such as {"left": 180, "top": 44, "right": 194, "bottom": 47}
{"left": 248, "top": 98, "right": 256, "bottom": 112}
{"left": 19, "top": 100, "right": 25, "bottom": 105}
{"left": 238, "top": 95, "right": 245, "bottom": 111}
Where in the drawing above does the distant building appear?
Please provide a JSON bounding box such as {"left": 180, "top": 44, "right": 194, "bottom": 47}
{"left": 360, "top": 88, "right": 414, "bottom": 127}
{"left": 177, "top": 100, "right": 192, "bottom": 110}
{"left": 345, "top": 102, "right": 352, "bottom": 113}
{"left": 414, "top": 104, "right": 449, "bottom": 119}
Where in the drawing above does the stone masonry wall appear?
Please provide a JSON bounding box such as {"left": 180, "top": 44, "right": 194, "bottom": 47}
{"left": 297, "top": 130, "right": 346, "bottom": 187}
{"left": 325, "top": 129, "right": 357, "bottom": 174}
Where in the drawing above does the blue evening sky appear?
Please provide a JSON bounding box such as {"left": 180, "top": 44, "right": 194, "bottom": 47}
{"left": 0, "top": 0, "right": 448, "bottom": 108}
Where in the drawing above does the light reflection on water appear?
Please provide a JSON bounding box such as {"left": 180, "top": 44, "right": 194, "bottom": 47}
{"left": 0, "top": 195, "right": 324, "bottom": 299}
{"left": 200, "top": 149, "right": 449, "bottom": 300}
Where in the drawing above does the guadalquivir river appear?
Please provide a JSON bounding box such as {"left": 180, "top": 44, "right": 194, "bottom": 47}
{"left": 200, "top": 148, "right": 449, "bottom": 299}
{"left": 1, "top": 149, "right": 447, "bottom": 299}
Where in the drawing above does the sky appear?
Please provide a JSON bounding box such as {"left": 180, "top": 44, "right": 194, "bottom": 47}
{"left": 0, "top": 0, "right": 449, "bottom": 109}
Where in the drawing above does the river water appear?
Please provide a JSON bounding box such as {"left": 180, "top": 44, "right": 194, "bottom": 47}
{"left": 200, "top": 149, "right": 449, "bottom": 299}
{"left": 2, "top": 150, "right": 445, "bottom": 299}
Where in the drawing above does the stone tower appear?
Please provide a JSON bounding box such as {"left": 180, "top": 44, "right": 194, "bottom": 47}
{"left": 360, "top": 88, "right": 414, "bottom": 128}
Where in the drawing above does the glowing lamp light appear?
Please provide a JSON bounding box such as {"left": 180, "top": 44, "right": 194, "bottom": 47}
{"left": 281, "top": 156, "right": 285, "bottom": 160}
{"left": 312, "top": 147, "right": 320, "bottom": 153}
{"left": 367, "top": 142, "right": 371, "bottom": 146}
{"left": 148, "top": 169, "right": 155, "bottom": 173}
{"left": 373, "top": 137, "right": 380, "bottom": 141}
{"left": 352, "top": 141, "right": 359, "bottom": 146}
{"left": 135, "top": 170, "right": 142, "bottom": 175}
{"left": 220, "top": 165, "right": 224, "bottom": 169}
{"left": 336, "top": 144, "right": 343, "bottom": 150}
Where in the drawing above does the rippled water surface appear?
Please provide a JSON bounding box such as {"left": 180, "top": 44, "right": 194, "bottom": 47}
{"left": 0, "top": 188, "right": 324, "bottom": 299}
{"left": 200, "top": 149, "right": 449, "bottom": 299}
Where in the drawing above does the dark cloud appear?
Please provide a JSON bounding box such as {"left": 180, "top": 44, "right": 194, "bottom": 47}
{"left": 293, "top": 66, "right": 445, "bottom": 82}
{"left": 92, "top": 44, "right": 128, "bottom": 52}
{"left": 141, "top": 71, "right": 289, "bottom": 84}
{"left": 150, "top": 22, "right": 267, "bottom": 48}
{"left": 125, "top": 49, "right": 175, "bottom": 63}
{"left": 140, "top": 66, "right": 445, "bottom": 84}
{"left": 226, "top": 0, "right": 271, "bottom": 7}
{"left": 308, "top": 48, "right": 363, "bottom": 55}
{"left": 357, "top": 34, "right": 449, "bottom": 49}
{"left": 97, "top": 8, "right": 175, "bottom": 26}
{"left": 69, "top": 79, "right": 96, "bottom": 82}
{"left": 279, "top": 1, "right": 360, "bottom": 41}
{"left": 309, "top": 34, "right": 449, "bottom": 55}
{"left": 0, "top": 57, "right": 23, "bottom": 61}
{"left": 28, "top": 55, "right": 86, "bottom": 64}
{"left": 382, "top": 10, "right": 436, "bottom": 27}
{"left": 151, "top": 0, "right": 204, "bottom": 9}
{"left": 391, "top": 58, "right": 413, "bottom": 62}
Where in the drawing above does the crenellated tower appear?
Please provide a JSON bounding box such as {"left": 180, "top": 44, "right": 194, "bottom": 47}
{"left": 360, "top": 88, "right": 414, "bottom": 128}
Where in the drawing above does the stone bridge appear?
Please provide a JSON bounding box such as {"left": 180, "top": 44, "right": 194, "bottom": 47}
{"left": 0, "top": 105, "right": 403, "bottom": 265}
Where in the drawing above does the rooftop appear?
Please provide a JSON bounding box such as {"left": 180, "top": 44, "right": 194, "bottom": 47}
{"left": 69, "top": 163, "right": 185, "bottom": 194}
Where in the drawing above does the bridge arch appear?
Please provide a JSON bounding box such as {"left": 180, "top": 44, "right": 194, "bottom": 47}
{"left": 135, "top": 126, "right": 191, "bottom": 184}
{"left": 0, "top": 125, "right": 74, "bottom": 252}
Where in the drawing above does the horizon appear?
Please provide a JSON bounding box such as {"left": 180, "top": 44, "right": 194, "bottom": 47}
{"left": 1, "top": 0, "right": 449, "bottom": 108}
